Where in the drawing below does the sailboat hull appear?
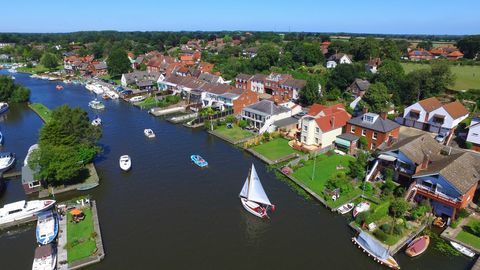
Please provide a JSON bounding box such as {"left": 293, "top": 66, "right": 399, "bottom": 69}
{"left": 240, "top": 198, "right": 267, "bottom": 219}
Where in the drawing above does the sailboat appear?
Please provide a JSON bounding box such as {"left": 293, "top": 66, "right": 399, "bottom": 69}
{"left": 239, "top": 164, "right": 275, "bottom": 219}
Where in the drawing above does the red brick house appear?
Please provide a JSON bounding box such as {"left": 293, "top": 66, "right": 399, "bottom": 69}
{"left": 346, "top": 112, "right": 400, "bottom": 150}
{"left": 408, "top": 49, "right": 433, "bottom": 61}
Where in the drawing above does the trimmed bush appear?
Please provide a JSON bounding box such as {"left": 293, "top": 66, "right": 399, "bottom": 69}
{"left": 380, "top": 223, "right": 391, "bottom": 233}
{"left": 393, "top": 224, "right": 403, "bottom": 235}
{"left": 374, "top": 229, "right": 388, "bottom": 242}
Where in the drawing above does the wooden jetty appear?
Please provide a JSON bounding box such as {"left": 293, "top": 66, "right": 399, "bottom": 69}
{"left": 472, "top": 257, "right": 480, "bottom": 270}
{"left": 0, "top": 214, "right": 37, "bottom": 230}
{"left": 1, "top": 170, "right": 22, "bottom": 179}
{"left": 149, "top": 106, "right": 185, "bottom": 116}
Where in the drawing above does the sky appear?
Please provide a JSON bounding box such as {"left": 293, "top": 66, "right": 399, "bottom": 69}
{"left": 1, "top": 0, "right": 479, "bottom": 35}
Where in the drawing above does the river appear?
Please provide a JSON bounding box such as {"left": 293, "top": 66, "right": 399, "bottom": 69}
{"left": 0, "top": 70, "right": 473, "bottom": 269}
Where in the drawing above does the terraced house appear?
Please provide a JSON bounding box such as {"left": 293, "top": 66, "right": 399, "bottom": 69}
{"left": 346, "top": 112, "right": 400, "bottom": 150}
{"left": 234, "top": 73, "right": 306, "bottom": 102}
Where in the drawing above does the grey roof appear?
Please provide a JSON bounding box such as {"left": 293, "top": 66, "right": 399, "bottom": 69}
{"left": 136, "top": 80, "right": 154, "bottom": 87}
{"left": 273, "top": 117, "right": 299, "bottom": 128}
{"left": 219, "top": 92, "right": 240, "bottom": 99}
{"left": 236, "top": 73, "right": 253, "bottom": 81}
{"left": 351, "top": 78, "right": 370, "bottom": 91}
{"left": 21, "top": 165, "right": 36, "bottom": 184}
{"left": 347, "top": 113, "right": 399, "bottom": 133}
{"left": 244, "top": 100, "right": 290, "bottom": 116}
{"left": 281, "top": 78, "right": 306, "bottom": 89}
{"left": 123, "top": 71, "right": 160, "bottom": 85}
{"left": 198, "top": 73, "right": 221, "bottom": 83}
{"left": 337, "top": 133, "right": 359, "bottom": 142}
{"left": 93, "top": 62, "right": 107, "bottom": 70}
{"left": 252, "top": 74, "right": 267, "bottom": 82}
{"left": 327, "top": 53, "right": 352, "bottom": 62}
{"left": 413, "top": 152, "right": 480, "bottom": 194}
{"left": 383, "top": 134, "right": 443, "bottom": 165}
{"left": 135, "top": 56, "right": 145, "bottom": 64}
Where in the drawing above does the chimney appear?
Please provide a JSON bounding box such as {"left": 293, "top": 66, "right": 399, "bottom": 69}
{"left": 362, "top": 107, "right": 369, "bottom": 114}
{"left": 420, "top": 153, "right": 430, "bottom": 170}
{"left": 331, "top": 116, "right": 335, "bottom": 128}
{"left": 380, "top": 112, "right": 387, "bottom": 120}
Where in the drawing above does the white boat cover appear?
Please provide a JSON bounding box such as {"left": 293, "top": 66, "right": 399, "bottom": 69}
{"left": 377, "top": 154, "right": 396, "bottom": 162}
{"left": 239, "top": 164, "right": 272, "bottom": 206}
{"left": 357, "top": 231, "right": 389, "bottom": 260}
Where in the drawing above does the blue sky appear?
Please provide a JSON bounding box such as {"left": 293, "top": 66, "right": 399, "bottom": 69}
{"left": 1, "top": 0, "right": 479, "bottom": 34}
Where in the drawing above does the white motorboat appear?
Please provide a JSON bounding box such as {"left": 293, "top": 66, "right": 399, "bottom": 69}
{"left": 353, "top": 201, "right": 371, "bottom": 217}
{"left": 85, "top": 83, "right": 95, "bottom": 91}
{"left": 129, "top": 96, "right": 146, "bottom": 103}
{"left": 0, "top": 200, "right": 56, "bottom": 225}
{"left": 88, "top": 99, "right": 105, "bottom": 110}
{"left": 337, "top": 202, "right": 355, "bottom": 215}
{"left": 32, "top": 244, "right": 57, "bottom": 270}
{"left": 0, "top": 102, "right": 9, "bottom": 114}
{"left": 91, "top": 117, "right": 102, "bottom": 126}
{"left": 36, "top": 211, "right": 58, "bottom": 245}
{"left": 144, "top": 129, "right": 155, "bottom": 138}
{"left": 239, "top": 164, "right": 275, "bottom": 219}
{"left": 451, "top": 241, "right": 475, "bottom": 257}
{"left": 106, "top": 90, "right": 119, "bottom": 99}
{"left": 24, "top": 144, "right": 39, "bottom": 166}
{"left": 119, "top": 155, "right": 131, "bottom": 171}
{"left": 0, "top": 152, "right": 15, "bottom": 172}
{"left": 92, "top": 84, "right": 104, "bottom": 95}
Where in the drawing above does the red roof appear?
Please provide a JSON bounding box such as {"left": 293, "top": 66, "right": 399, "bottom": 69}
{"left": 447, "top": 51, "right": 464, "bottom": 57}
{"left": 307, "top": 103, "right": 351, "bottom": 132}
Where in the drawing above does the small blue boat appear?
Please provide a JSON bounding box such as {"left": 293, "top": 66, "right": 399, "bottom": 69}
{"left": 0, "top": 102, "right": 9, "bottom": 115}
{"left": 36, "top": 211, "right": 59, "bottom": 245}
{"left": 0, "top": 131, "right": 3, "bottom": 146}
{"left": 191, "top": 155, "right": 208, "bottom": 168}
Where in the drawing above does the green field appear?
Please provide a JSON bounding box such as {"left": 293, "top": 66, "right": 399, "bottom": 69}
{"left": 66, "top": 207, "right": 97, "bottom": 263}
{"left": 456, "top": 219, "right": 480, "bottom": 250}
{"left": 214, "top": 125, "right": 254, "bottom": 141}
{"left": 401, "top": 63, "right": 480, "bottom": 91}
{"left": 17, "top": 64, "right": 62, "bottom": 74}
{"left": 250, "top": 137, "right": 299, "bottom": 161}
{"left": 29, "top": 103, "right": 52, "bottom": 123}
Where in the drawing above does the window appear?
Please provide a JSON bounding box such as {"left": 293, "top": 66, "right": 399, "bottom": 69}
{"left": 29, "top": 181, "right": 41, "bottom": 188}
{"left": 372, "top": 132, "right": 378, "bottom": 140}
{"left": 315, "top": 127, "right": 320, "bottom": 133}
{"left": 371, "top": 142, "right": 376, "bottom": 150}
{"left": 362, "top": 129, "right": 367, "bottom": 136}
{"left": 350, "top": 126, "right": 355, "bottom": 133}
{"left": 315, "top": 138, "right": 319, "bottom": 144}
{"left": 303, "top": 136, "right": 307, "bottom": 142}
{"left": 304, "top": 125, "right": 308, "bottom": 131}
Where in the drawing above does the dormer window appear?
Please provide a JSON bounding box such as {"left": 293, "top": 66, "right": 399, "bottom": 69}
{"left": 432, "top": 114, "right": 445, "bottom": 125}
{"left": 362, "top": 113, "right": 378, "bottom": 123}
{"left": 409, "top": 110, "right": 420, "bottom": 120}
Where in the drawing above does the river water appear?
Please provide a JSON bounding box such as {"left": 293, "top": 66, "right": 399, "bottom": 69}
{"left": 0, "top": 71, "right": 473, "bottom": 269}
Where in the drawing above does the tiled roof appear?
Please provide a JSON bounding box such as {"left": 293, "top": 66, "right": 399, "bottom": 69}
{"left": 315, "top": 109, "right": 351, "bottom": 132}
{"left": 351, "top": 78, "right": 370, "bottom": 91}
{"left": 347, "top": 113, "right": 400, "bottom": 133}
{"left": 281, "top": 78, "right": 306, "bottom": 89}
{"left": 236, "top": 73, "right": 253, "bottom": 81}
{"left": 383, "top": 134, "right": 443, "bottom": 165}
{"left": 245, "top": 100, "right": 290, "bottom": 116}
{"left": 443, "top": 101, "right": 469, "bottom": 119}
{"left": 418, "top": 97, "right": 443, "bottom": 112}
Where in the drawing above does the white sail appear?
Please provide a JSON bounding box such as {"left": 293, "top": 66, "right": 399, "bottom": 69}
{"left": 239, "top": 177, "right": 249, "bottom": 198}
{"left": 246, "top": 164, "right": 272, "bottom": 206}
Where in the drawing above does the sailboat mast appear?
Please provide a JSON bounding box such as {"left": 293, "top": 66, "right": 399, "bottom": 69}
{"left": 246, "top": 167, "right": 252, "bottom": 198}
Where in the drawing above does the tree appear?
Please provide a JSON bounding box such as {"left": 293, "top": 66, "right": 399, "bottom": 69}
{"left": 0, "top": 75, "right": 30, "bottom": 103}
{"left": 362, "top": 82, "right": 390, "bottom": 113}
{"left": 40, "top": 53, "right": 58, "bottom": 70}
{"left": 380, "top": 39, "right": 401, "bottom": 60}
{"left": 299, "top": 77, "right": 321, "bottom": 105}
{"left": 252, "top": 44, "right": 279, "bottom": 72}
{"left": 375, "top": 60, "right": 405, "bottom": 104}
{"left": 284, "top": 41, "right": 325, "bottom": 66}
{"left": 223, "top": 35, "right": 233, "bottom": 43}
{"left": 180, "top": 36, "right": 190, "bottom": 44}
{"left": 350, "top": 37, "right": 380, "bottom": 61}
{"left": 327, "top": 64, "right": 358, "bottom": 91}
{"left": 349, "top": 151, "right": 369, "bottom": 179}
{"left": 417, "top": 40, "right": 433, "bottom": 51}
{"left": 389, "top": 198, "right": 410, "bottom": 218}
{"left": 107, "top": 48, "right": 131, "bottom": 78}
{"left": 457, "top": 35, "right": 480, "bottom": 59}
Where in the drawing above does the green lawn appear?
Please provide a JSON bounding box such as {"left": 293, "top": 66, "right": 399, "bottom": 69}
{"left": 29, "top": 103, "right": 52, "bottom": 123}
{"left": 98, "top": 75, "right": 121, "bottom": 85}
{"left": 214, "top": 124, "right": 254, "bottom": 141}
{"left": 456, "top": 220, "right": 480, "bottom": 250}
{"left": 66, "top": 207, "right": 97, "bottom": 263}
{"left": 366, "top": 200, "right": 391, "bottom": 224}
{"left": 17, "top": 64, "right": 61, "bottom": 74}
{"left": 401, "top": 63, "right": 480, "bottom": 90}
{"left": 250, "top": 137, "right": 300, "bottom": 161}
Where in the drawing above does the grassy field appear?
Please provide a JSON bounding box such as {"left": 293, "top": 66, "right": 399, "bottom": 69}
{"left": 214, "top": 125, "right": 254, "bottom": 141}
{"left": 250, "top": 137, "right": 299, "bottom": 161}
{"left": 17, "top": 64, "right": 61, "bottom": 74}
{"left": 456, "top": 219, "right": 480, "bottom": 250}
{"left": 401, "top": 63, "right": 480, "bottom": 90}
{"left": 66, "top": 207, "right": 97, "bottom": 263}
{"left": 29, "top": 103, "right": 52, "bottom": 123}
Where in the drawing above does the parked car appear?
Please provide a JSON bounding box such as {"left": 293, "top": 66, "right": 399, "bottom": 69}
{"left": 435, "top": 133, "right": 447, "bottom": 143}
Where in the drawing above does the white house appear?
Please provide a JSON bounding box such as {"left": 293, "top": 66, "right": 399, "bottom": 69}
{"left": 326, "top": 53, "right": 353, "bottom": 69}
{"left": 402, "top": 97, "right": 469, "bottom": 136}
{"left": 467, "top": 117, "right": 480, "bottom": 152}
{"left": 241, "top": 100, "right": 294, "bottom": 134}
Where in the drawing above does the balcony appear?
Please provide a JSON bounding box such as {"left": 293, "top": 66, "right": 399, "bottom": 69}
{"left": 415, "top": 184, "right": 461, "bottom": 208}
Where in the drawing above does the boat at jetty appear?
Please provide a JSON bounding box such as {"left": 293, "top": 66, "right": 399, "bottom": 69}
{"left": 32, "top": 244, "right": 57, "bottom": 270}
{"left": 191, "top": 155, "right": 208, "bottom": 168}
{"left": 405, "top": 235, "right": 429, "bottom": 257}
{"left": 144, "top": 129, "right": 155, "bottom": 138}
{"left": 0, "top": 131, "right": 3, "bottom": 146}
{"left": 55, "top": 85, "right": 63, "bottom": 91}
{"left": 0, "top": 199, "right": 56, "bottom": 225}
{"left": 85, "top": 83, "right": 95, "bottom": 91}
{"left": 106, "top": 90, "right": 119, "bottom": 99}
{"left": 0, "top": 152, "right": 15, "bottom": 172}
{"left": 88, "top": 99, "right": 105, "bottom": 110}
{"left": 91, "top": 117, "right": 102, "bottom": 126}
{"left": 0, "top": 102, "right": 9, "bottom": 114}
{"left": 129, "top": 95, "right": 146, "bottom": 103}
{"left": 451, "top": 241, "right": 475, "bottom": 257}
{"left": 92, "top": 84, "right": 104, "bottom": 95}
{"left": 239, "top": 164, "right": 275, "bottom": 219}
{"left": 353, "top": 201, "right": 370, "bottom": 217}
{"left": 337, "top": 202, "right": 355, "bottom": 215}
{"left": 352, "top": 231, "right": 400, "bottom": 269}
{"left": 24, "top": 144, "right": 39, "bottom": 165}
{"left": 36, "top": 211, "right": 58, "bottom": 245}
{"left": 119, "top": 155, "right": 131, "bottom": 171}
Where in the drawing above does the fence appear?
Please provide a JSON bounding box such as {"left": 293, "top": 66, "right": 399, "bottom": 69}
{"left": 190, "top": 109, "right": 234, "bottom": 125}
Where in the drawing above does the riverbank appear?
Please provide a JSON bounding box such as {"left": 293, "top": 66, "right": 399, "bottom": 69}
{"left": 28, "top": 103, "right": 52, "bottom": 123}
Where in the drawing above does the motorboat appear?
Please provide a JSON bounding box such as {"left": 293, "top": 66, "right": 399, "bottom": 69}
{"left": 24, "top": 144, "right": 39, "bottom": 166}
{"left": 106, "top": 90, "right": 119, "bottom": 99}
{"left": 0, "top": 152, "right": 15, "bottom": 172}
{"left": 92, "top": 84, "right": 104, "bottom": 95}
{"left": 191, "top": 155, "right": 208, "bottom": 168}
{"left": 0, "top": 131, "right": 3, "bottom": 146}
{"left": 91, "top": 117, "right": 102, "bottom": 126}
{"left": 451, "top": 241, "right": 475, "bottom": 258}
{"left": 32, "top": 244, "right": 57, "bottom": 270}
{"left": 85, "top": 83, "right": 95, "bottom": 91}
{"left": 0, "top": 200, "right": 56, "bottom": 225}
{"left": 36, "top": 211, "right": 58, "bottom": 245}
{"left": 337, "top": 202, "right": 355, "bottom": 215}
{"left": 102, "top": 93, "right": 110, "bottom": 100}
{"left": 144, "top": 129, "right": 155, "bottom": 138}
{"left": 0, "top": 102, "right": 9, "bottom": 114}
{"left": 353, "top": 201, "right": 371, "bottom": 217}
{"left": 88, "top": 99, "right": 105, "bottom": 110}
{"left": 405, "top": 235, "right": 430, "bottom": 257}
{"left": 55, "top": 85, "right": 63, "bottom": 91}
{"left": 239, "top": 164, "right": 275, "bottom": 219}
{"left": 119, "top": 155, "right": 131, "bottom": 171}
{"left": 352, "top": 231, "right": 400, "bottom": 269}
{"left": 129, "top": 95, "right": 146, "bottom": 103}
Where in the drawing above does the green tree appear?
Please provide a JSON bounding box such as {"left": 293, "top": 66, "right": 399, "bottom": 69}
{"left": 180, "top": 36, "right": 190, "bottom": 44}
{"left": 327, "top": 63, "right": 358, "bottom": 91}
{"left": 362, "top": 82, "right": 390, "bottom": 113}
{"left": 252, "top": 44, "right": 279, "bottom": 72}
{"left": 40, "top": 53, "right": 58, "bottom": 70}
{"left": 0, "top": 75, "right": 30, "bottom": 103}
{"left": 223, "top": 35, "right": 233, "bottom": 43}
{"left": 348, "top": 151, "right": 369, "bottom": 179}
{"left": 299, "top": 77, "right": 321, "bottom": 105}
{"left": 380, "top": 39, "right": 401, "bottom": 60}
{"left": 375, "top": 60, "right": 405, "bottom": 104}
{"left": 457, "top": 35, "right": 480, "bottom": 59}
{"left": 417, "top": 40, "right": 433, "bottom": 51}
{"left": 107, "top": 48, "right": 131, "bottom": 78}
{"left": 389, "top": 198, "right": 410, "bottom": 218}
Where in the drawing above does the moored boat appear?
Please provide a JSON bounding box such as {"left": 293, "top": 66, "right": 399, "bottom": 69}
{"left": 353, "top": 232, "right": 400, "bottom": 269}
{"left": 0, "top": 131, "right": 3, "bottom": 146}
{"left": 119, "top": 155, "right": 131, "bottom": 171}
{"left": 353, "top": 201, "right": 371, "bottom": 217}
{"left": 0, "top": 102, "right": 9, "bottom": 114}
{"left": 106, "top": 90, "right": 119, "bottom": 99}
{"left": 144, "top": 128, "right": 155, "bottom": 138}
{"left": 32, "top": 244, "right": 57, "bottom": 270}
{"left": 55, "top": 85, "right": 63, "bottom": 90}
{"left": 129, "top": 95, "right": 146, "bottom": 103}
{"left": 451, "top": 241, "right": 475, "bottom": 257}
{"left": 0, "top": 199, "right": 56, "bottom": 225}
{"left": 91, "top": 117, "right": 102, "bottom": 126}
{"left": 239, "top": 164, "right": 275, "bottom": 219}
{"left": 36, "top": 211, "right": 58, "bottom": 245}
{"left": 337, "top": 202, "right": 355, "bottom": 215}
{"left": 92, "top": 84, "right": 104, "bottom": 95}
{"left": 191, "top": 155, "right": 208, "bottom": 168}
{"left": 405, "top": 235, "right": 430, "bottom": 257}
{"left": 0, "top": 152, "right": 15, "bottom": 172}
{"left": 88, "top": 99, "right": 105, "bottom": 110}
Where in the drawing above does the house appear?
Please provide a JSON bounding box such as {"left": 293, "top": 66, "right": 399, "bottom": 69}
{"left": 243, "top": 47, "right": 258, "bottom": 58}
{"left": 63, "top": 55, "right": 94, "bottom": 75}
{"left": 179, "top": 50, "right": 201, "bottom": 66}
{"left": 429, "top": 47, "right": 464, "bottom": 60}
{"left": 0, "top": 42, "right": 15, "bottom": 48}
{"left": 89, "top": 62, "right": 108, "bottom": 76}
{"left": 408, "top": 49, "right": 433, "bottom": 61}
{"left": 346, "top": 112, "right": 400, "bottom": 150}
{"left": 320, "top": 41, "right": 331, "bottom": 55}
{"left": 466, "top": 116, "right": 480, "bottom": 151}
{"left": 298, "top": 104, "right": 351, "bottom": 148}
{"left": 235, "top": 74, "right": 253, "bottom": 90}
{"left": 198, "top": 73, "right": 226, "bottom": 84}
{"left": 365, "top": 58, "right": 381, "bottom": 73}
{"left": 21, "top": 165, "right": 42, "bottom": 195}
{"left": 198, "top": 62, "right": 214, "bottom": 73}
{"left": 241, "top": 100, "right": 294, "bottom": 134}
{"left": 121, "top": 71, "right": 162, "bottom": 90}
{"left": 347, "top": 79, "right": 370, "bottom": 98}
{"left": 446, "top": 51, "right": 464, "bottom": 60}
{"left": 326, "top": 53, "right": 352, "bottom": 69}
{"left": 402, "top": 97, "right": 469, "bottom": 137}
{"left": 201, "top": 87, "right": 258, "bottom": 114}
